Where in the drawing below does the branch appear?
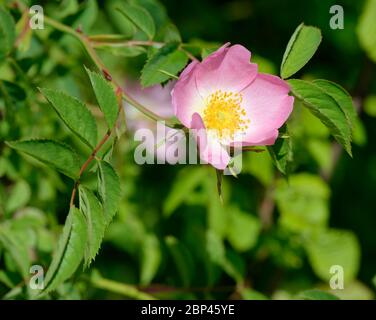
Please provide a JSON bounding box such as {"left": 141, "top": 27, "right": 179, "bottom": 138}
{"left": 91, "top": 276, "right": 157, "bottom": 300}
{"left": 42, "top": 15, "right": 177, "bottom": 127}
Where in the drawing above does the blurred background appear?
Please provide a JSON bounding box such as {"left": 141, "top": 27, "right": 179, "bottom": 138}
{"left": 0, "top": 0, "right": 375, "bottom": 299}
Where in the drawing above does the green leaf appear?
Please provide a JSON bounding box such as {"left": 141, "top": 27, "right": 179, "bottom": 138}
{"left": 0, "top": 6, "right": 16, "bottom": 60}
{"left": 141, "top": 43, "right": 188, "bottom": 87}
{"left": 140, "top": 234, "right": 161, "bottom": 285}
{"left": 97, "top": 45, "right": 146, "bottom": 57}
{"left": 313, "top": 79, "right": 357, "bottom": 131}
{"left": 364, "top": 95, "right": 376, "bottom": 117}
{"left": 161, "top": 23, "right": 182, "bottom": 43}
{"left": 280, "top": 23, "right": 322, "bottom": 79}
{"left": 275, "top": 173, "right": 330, "bottom": 233}
{"left": 117, "top": 3, "right": 155, "bottom": 40}
{"left": 15, "top": 13, "right": 32, "bottom": 53}
{"left": 6, "top": 140, "right": 81, "bottom": 179}
{"left": 106, "top": 1, "right": 136, "bottom": 37}
{"left": 328, "top": 281, "right": 374, "bottom": 300}
{"left": 206, "top": 230, "right": 243, "bottom": 283}
{"left": 305, "top": 229, "right": 360, "bottom": 283}
{"left": 72, "top": 0, "right": 98, "bottom": 32}
{"left": 226, "top": 208, "right": 261, "bottom": 252}
{"left": 5, "top": 180, "right": 31, "bottom": 214}
{"left": 243, "top": 151, "right": 273, "bottom": 186}
{"left": 85, "top": 67, "right": 119, "bottom": 129}
{"left": 0, "top": 270, "right": 14, "bottom": 288}
{"left": 97, "top": 160, "right": 121, "bottom": 225}
{"left": 40, "top": 88, "right": 98, "bottom": 148}
{"left": 165, "top": 236, "right": 194, "bottom": 287}
{"left": 267, "top": 125, "right": 293, "bottom": 175}
{"left": 357, "top": 0, "right": 376, "bottom": 63}
{"left": 201, "top": 47, "right": 219, "bottom": 60}
{"left": 206, "top": 176, "right": 227, "bottom": 238}
{"left": 288, "top": 79, "right": 352, "bottom": 156}
{"left": 352, "top": 117, "right": 367, "bottom": 147}
{"left": 163, "top": 167, "right": 207, "bottom": 217}
{"left": 105, "top": 212, "right": 146, "bottom": 256}
{"left": 241, "top": 288, "right": 268, "bottom": 300}
{"left": 0, "top": 80, "right": 27, "bottom": 112}
{"left": 0, "top": 225, "right": 30, "bottom": 279}
{"left": 79, "top": 186, "right": 106, "bottom": 266}
{"left": 298, "top": 289, "right": 339, "bottom": 300}
{"left": 43, "top": 207, "right": 87, "bottom": 293}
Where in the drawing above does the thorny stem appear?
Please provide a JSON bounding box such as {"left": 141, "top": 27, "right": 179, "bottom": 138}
{"left": 69, "top": 129, "right": 112, "bottom": 207}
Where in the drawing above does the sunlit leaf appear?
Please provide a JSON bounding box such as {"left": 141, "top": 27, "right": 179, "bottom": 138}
{"left": 280, "top": 23, "right": 322, "bottom": 79}
{"left": 364, "top": 95, "right": 376, "bottom": 117}
{"left": 275, "top": 173, "right": 330, "bottom": 232}
{"left": 305, "top": 229, "right": 360, "bottom": 283}
{"left": 241, "top": 288, "right": 268, "bottom": 300}
{"left": 357, "top": 0, "right": 376, "bottom": 62}
{"left": 328, "top": 281, "right": 374, "bottom": 300}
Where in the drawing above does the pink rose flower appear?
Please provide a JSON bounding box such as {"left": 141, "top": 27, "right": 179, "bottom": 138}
{"left": 171, "top": 43, "right": 294, "bottom": 170}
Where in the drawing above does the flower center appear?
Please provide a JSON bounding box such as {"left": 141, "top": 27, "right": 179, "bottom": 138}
{"left": 203, "top": 90, "right": 249, "bottom": 140}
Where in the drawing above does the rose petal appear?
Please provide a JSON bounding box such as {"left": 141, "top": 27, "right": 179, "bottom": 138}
{"left": 171, "top": 61, "right": 204, "bottom": 128}
{"left": 191, "top": 113, "right": 231, "bottom": 170}
{"left": 196, "top": 44, "right": 258, "bottom": 98}
{"left": 237, "top": 74, "right": 294, "bottom": 145}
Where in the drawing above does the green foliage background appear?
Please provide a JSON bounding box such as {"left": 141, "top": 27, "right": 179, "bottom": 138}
{"left": 0, "top": 0, "right": 375, "bottom": 300}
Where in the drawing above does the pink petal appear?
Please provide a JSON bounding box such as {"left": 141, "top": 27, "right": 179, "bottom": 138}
{"left": 196, "top": 44, "right": 258, "bottom": 98}
{"left": 238, "top": 74, "right": 294, "bottom": 145}
{"left": 191, "top": 113, "right": 231, "bottom": 170}
{"left": 171, "top": 61, "right": 204, "bottom": 128}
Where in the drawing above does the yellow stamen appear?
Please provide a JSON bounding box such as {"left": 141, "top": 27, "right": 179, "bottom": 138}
{"left": 203, "top": 90, "right": 249, "bottom": 140}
